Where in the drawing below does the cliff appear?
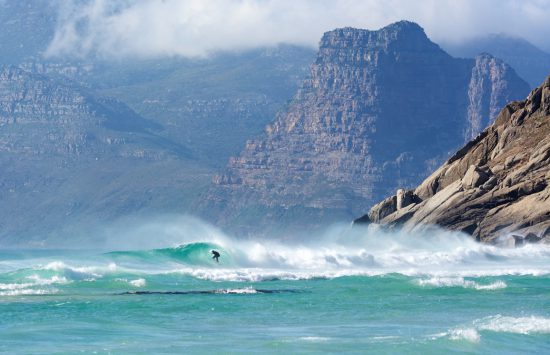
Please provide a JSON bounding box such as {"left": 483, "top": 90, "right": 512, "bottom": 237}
{"left": 199, "top": 21, "right": 530, "bottom": 236}
{"left": 356, "top": 76, "right": 550, "bottom": 244}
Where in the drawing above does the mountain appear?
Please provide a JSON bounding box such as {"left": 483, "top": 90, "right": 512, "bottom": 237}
{"left": 0, "top": 1, "right": 315, "bottom": 245}
{"left": 85, "top": 46, "right": 315, "bottom": 167}
{"left": 356, "top": 76, "right": 550, "bottom": 244}
{"left": 23, "top": 47, "right": 315, "bottom": 168}
{"left": 0, "top": 66, "right": 209, "bottom": 245}
{"left": 0, "top": 0, "right": 315, "bottom": 168}
{"left": 443, "top": 34, "right": 550, "bottom": 89}
{"left": 198, "top": 21, "right": 530, "bottom": 237}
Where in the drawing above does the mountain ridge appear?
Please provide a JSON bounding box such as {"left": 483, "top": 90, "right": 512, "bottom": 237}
{"left": 444, "top": 34, "right": 550, "bottom": 88}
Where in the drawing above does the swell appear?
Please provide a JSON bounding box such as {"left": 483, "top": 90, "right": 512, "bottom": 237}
{"left": 435, "top": 315, "right": 550, "bottom": 343}
{"left": 105, "top": 242, "right": 230, "bottom": 266}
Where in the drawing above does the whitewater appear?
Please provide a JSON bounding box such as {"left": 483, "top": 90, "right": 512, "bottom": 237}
{"left": 1, "top": 221, "right": 549, "bottom": 354}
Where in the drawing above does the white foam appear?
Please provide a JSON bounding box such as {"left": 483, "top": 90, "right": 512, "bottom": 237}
{"left": 214, "top": 287, "right": 258, "bottom": 294}
{"left": 416, "top": 277, "right": 507, "bottom": 290}
{"left": 474, "top": 281, "right": 507, "bottom": 290}
{"left": 0, "top": 288, "right": 58, "bottom": 296}
{"left": 448, "top": 328, "right": 481, "bottom": 342}
{"left": 0, "top": 275, "right": 69, "bottom": 291}
{"left": 172, "top": 226, "right": 550, "bottom": 278}
{"left": 26, "top": 275, "right": 70, "bottom": 285}
{"left": 476, "top": 315, "right": 550, "bottom": 334}
{"left": 438, "top": 315, "right": 550, "bottom": 342}
{"left": 40, "top": 261, "right": 118, "bottom": 280}
{"left": 169, "top": 267, "right": 384, "bottom": 282}
{"left": 129, "top": 278, "right": 146, "bottom": 287}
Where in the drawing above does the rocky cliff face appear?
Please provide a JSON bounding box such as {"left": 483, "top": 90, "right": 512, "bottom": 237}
{"left": 444, "top": 34, "right": 550, "bottom": 89}
{"left": 0, "top": 65, "right": 171, "bottom": 158}
{"left": 199, "top": 21, "right": 529, "bottom": 236}
{"left": 357, "top": 76, "right": 550, "bottom": 244}
{"left": 465, "top": 54, "right": 531, "bottom": 141}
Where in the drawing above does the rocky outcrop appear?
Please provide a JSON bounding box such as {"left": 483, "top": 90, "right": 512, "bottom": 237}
{"left": 356, "top": 76, "right": 550, "bottom": 243}
{"left": 199, "top": 21, "right": 529, "bottom": 237}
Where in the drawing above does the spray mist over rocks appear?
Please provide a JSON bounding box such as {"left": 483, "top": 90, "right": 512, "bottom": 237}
{"left": 20, "top": 214, "right": 550, "bottom": 283}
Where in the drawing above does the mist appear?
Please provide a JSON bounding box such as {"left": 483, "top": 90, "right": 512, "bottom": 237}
{"left": 46, "top": 0, "right": 550, "bottom": 59}
{"left": 20, "top": 213, "right": 548, "bottom": 282}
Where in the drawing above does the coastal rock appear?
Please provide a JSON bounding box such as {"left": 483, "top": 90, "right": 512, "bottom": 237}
{"left": 356, "top": 76, "right": 550, "bottom": 243}
{"left": 368, "top": 196, "right": 397, "bottom": 223}
{"left": 199, "top": 21, "right": 529, "bottom": 237}
{"left": 461, "top": 165, "right": 490, "bottom": 189}
{"left": 396, "top": 189, "right": 417, "bottom": 210}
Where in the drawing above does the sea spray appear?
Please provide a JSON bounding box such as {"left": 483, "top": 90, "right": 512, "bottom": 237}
{"left": 1, "top": 222, "right": 550, "bottom": 354}
{"left": 4, "top": 220, "right": 550, "bottom": 282}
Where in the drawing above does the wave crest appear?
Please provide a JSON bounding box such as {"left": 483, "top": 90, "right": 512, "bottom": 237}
{"left": 476, "top": 315, "right": 550, "bottom": 334}
{"left": 415, "top": 277, "right": 507, "bottom": 290}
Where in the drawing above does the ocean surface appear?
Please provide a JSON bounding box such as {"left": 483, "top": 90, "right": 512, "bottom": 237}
{"left": 1, "top": 225, "right": 550, "bottom": 354}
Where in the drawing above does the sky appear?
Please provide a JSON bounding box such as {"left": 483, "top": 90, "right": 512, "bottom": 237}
{"left": 46, "top": 0, "right": 550, "bottom": 59}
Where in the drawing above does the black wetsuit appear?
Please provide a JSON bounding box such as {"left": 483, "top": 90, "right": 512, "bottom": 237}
{"left": 211, "top": 250, "right": 220, "bottom": 263}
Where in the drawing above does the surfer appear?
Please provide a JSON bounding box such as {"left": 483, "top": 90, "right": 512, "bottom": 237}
{"left": 211, "top": 250, "right": 220, "bottom": 263}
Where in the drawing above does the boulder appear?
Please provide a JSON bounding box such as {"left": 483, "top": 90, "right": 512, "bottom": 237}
{"left": 461, "top": 165, "right": 490, "bottom": 189}
{"left": 396, "top": 189, "right": 417, "bottom": 210}
{"left": 359, "top": 76, "right": 550, "bottom": 243}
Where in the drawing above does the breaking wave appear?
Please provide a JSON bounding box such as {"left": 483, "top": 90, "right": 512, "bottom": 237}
{"left": 415, "top": 277, "right": 507, "bottom": 290}
{"left": 1, "top": 222, "right": 550, "bottom": 288}
{"left": 476, "top": 315, "right": 550, "bottom": 334}
{"left": 93, "top": 224, "right": 550, "bottom": 281}
{"left": 436, "top": 315, "right": 550, "bottom": 343}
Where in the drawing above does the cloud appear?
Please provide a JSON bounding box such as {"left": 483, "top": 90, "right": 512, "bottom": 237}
{"left": 46, "top": 0, "right": 550, "bottom": 59}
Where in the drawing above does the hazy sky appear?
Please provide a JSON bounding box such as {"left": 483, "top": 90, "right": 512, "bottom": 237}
{"left": 46, "top": 0, "right": 550, "bottom": 58}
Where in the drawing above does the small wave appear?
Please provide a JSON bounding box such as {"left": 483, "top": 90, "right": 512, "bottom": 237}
{"left": 0, "top": 275, "right": 69, "bottom": 292}
{"left": 448, "top": 328, "right": 481, "bottom": 343}
{"left": 40, "top": 261, "right": 117, "bottom": 280}
{"left": 213, "top": 287, "right": 257, "bottom": 294}
{"left": 475, "top": 315, "right": 550, "bottom": 334}
{"left": 0, "top": 288, "right": 58, "bottom": 296}
{"left": 129, "top": 278, "right": 146, "bottom": 287}
{"left": 106, "top": 242, "right": 226, "bottom": 266}
{"left": 436, "top": 314, "right": 550, "bottom": 342}
{"left": 115, "top": 278, "right": 147, "bottom": 287}
{"left": 415, "top": 277, "right": 507, "bottom": 290}
{"left": 169, "top": 267, "right": 386, "bottom": 282}
{"left": 168, "top": 266, "right": 548, "bottom": 282}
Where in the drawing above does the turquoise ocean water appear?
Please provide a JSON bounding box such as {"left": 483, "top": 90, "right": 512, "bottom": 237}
{"left": 1, "top": 225, "right": 549, "bottom": 354}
